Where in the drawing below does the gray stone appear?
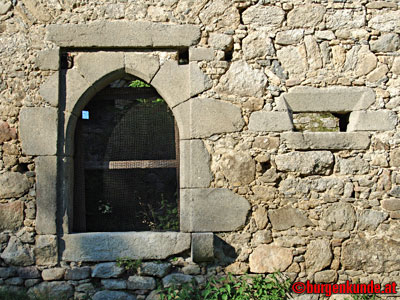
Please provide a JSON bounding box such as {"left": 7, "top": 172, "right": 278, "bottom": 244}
{"left": 275, "top": 30, "right": 304, "bottom": 45}
{"left": 248, "top": 111, "right": 293, "bottom": 132}
{"left": 180, "top": 140, "right": 212, "bottom": 188}
{"left": 390, "top": 149, "right": 400, "bottom": 167}
{"left": 326, "top": 9, "right": 365, "bottom": 30}
{"left": 218, "top": 151, "right": 255, "bottom": 186}
{"left": 355, "top": 45, "right": 377, "bottom": 76}
{"left": 127, "top": 276, "right": 156, "bottom": 290}
{"left": 348, "top": 111, "right": 397, "bottom": 132}
{"left": 180, "top": 188, "right": 250, "bottom": 232}
{"left": 92, "top": 262, "right": 124, "bottom": 278}
{"left": 320, "top": 202, "right": 356, "bottom": 231}
{"left": 140, "top": 262, "right": 171, "bottom": 278}
{"left": 371, "top": 33, "right": 400, "bottom": 52}
{"left": 242, "top": 31, "right": 275, "bottom": 60}
{"left": 342, "top": 234, "right": 400, "bottom": 273}
{"left": 281, "top": 132, "right": 371, "bottom": 150}
{"left": 276, "top": 45, "right": 308, "bottom": 76}
{"left": 191, "top": 233, "right": 214, "bottom": 263}
{"left": 36, "top": 49, "right": 59, "bottom": 71}
{"left": 62, "top": 232, "right": 191, "bottom": 261}
{"left": 366, "top": 64, "right": 389, "bottom": 83}
{"left": 242, "top": 6, "right": 284, "bottom": 28}
{"left": 314, "top": 270, "right": 337, "bottom": 283}
{"left": 0, "top": 172, "right": 29, "bottom": 199}
{"left": 92, "top": 291, "right": 136, "bottom": 300}
{"left": 0, "top": 1, "right": 12, "bottom": 15}
{"left": 382, "top": 199, "right": 400, "bottom": 211}
{"left": 253, "top": 136, "right": 280, "bottom": 150}
{"left": 5, "top": 277, "right": 24, "bottom": 285}
{"left": 42, "top": 268, "right": 65, "bottom": 281}
{"left": 366, "top": 1, "right": 398, "bottom": 8}
{"left": 65, "top": 68, "right": 92, "bottom": 114}
{"left": 269, "top": 207, "right": 313, "bottom": 231}
{"left": 65, "top": 267, "right": 91, "bottom": 280}
{"left": 0, "top": 121, "right": 17, "bottom": 144}
{"left": 35, "top": 156, "right": 57, "bottom": 235}
{"left": 315, "top": 30, "right": 335, "bottom": 40}
{"left": 198, "top": 0, "right": 240, "bottom": 32}
{"left": 20, "top": 107, "right": 58, "bottom": 155}
{"left": 0, "top": 201, "right": 24, "bottom": 231}
{"left": 17, "top": 267, "right": 40, "bottom": 279}
{"left": 189, "top": 47, "right": 214, "bottom": 61}
{"left": 392, "top": 57, "right": 400, "bottom": 75}
{"left": 190, "top": 62, "right": 212, "bottom": 97}
{"left": 34, "top": 235, "right": 57, "bottom": 266}
{"left": 251, "top": 230, "right": 272, "bottom": 247}
{"left": 249, "top": 244, "right": 293, "bottom": 273}
{"left": 287, "top": 5, "right": 326, "bottom": 28}
{"left": 162, "top": 273, "right": 193, "bottom": 287}
{"left": 275, "top": 151, "right": 334, "bottom": 175}
{"left": 125, "top": 52, "right": 160, "bottom": 83}
{"left": 357, "top": 209, "right": 388, "bottom": 231}
{"left": 304, "top": 36, "right": 323, "bottom": 70}
{"left": 75, "top": 51, "right": 125, "bottom": 87}
{"left": 0, "top": 267, "right": 17, "bottom": 279}
{"left": 253, "top": 206, "right": 268, "bottom": 230}
{"left": 151, "top": 61, "right": 189, "bottom": 108}
{"left": 217, "top": 60, "right": 267, "bottom": 97}
{"left": 47, "top": 21, "right": 200, "bottom": 47}
{"left": 336, "top": 156, "right": 369, "bottom": 175}
{"left": 173, "top": 98, "right": 244, "bottom": 139}
{"left": 102, "top": 279, "right": 127, "bottom": 290}
{"left": 368, "top": 11, "right": 400, "bottom": 33}
{"left": 305, "top": 239, "right": 332, "bottom": 273}
{"left": 39, "top": 72, "right": 59, "bottom": 107}
{"left": 182, "top": 264, "right": 200, "bottom": 275}
{"left": 208, "top": 33, "right": 233, "bottom": 50}
{"left": 390, "top": 186, "right": 400, "bottom": 198}
{"left": 283, "top": 86, "right": 375, "bottom": 112}
{"left": 1, "top": 237, "right": 34, "bottom": 266}
{"left": 76, "top": 283, "right": 95, "bottom": 293}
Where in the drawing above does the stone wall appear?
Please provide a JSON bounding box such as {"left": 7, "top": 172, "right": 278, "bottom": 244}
{"left": 0, "top": 0, "right": 400, "bottom": 299}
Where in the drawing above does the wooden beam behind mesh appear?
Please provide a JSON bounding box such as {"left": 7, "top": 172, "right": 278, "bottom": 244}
{"left": 84, "top": 160, "right": 178, "bottom": 170}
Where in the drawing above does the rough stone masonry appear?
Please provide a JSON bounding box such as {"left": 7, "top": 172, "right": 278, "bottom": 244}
{"left": 0, "top": 0, "right": 400, "bottom": 299}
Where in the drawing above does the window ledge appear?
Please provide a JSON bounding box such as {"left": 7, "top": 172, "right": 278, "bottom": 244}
{"left": 61, "top": 232, "right": 191, "bottom": 262}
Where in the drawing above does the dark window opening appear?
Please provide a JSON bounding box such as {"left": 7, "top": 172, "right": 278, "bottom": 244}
{"left": 332, "top": 112, "right": 351, "bottom": 132}
{"left": 178, "top": 48, "right": 189, "bottom": 65}
{"left": 73, "top": 77, "right": 179, "bottom": 232}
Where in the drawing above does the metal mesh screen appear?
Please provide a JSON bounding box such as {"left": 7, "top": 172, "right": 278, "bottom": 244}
{"left": 73, "top": 86, "right": 179, "bottom": 232}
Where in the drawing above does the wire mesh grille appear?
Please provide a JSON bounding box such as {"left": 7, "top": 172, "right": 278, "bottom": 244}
{"left": 73, "top": 86, "right": 179, "bottom": 232}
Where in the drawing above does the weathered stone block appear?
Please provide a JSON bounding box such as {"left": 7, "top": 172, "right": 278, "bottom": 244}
{"left": 320, "top": 202, "right": 356, "bottom": 231}
{"left": 189, "top": 47, "right": 214, "bottom": 61}
{"left": 47, "top": 21, "right": 200, "bottom": 47}
{"left": 42, "top": 268, "right": 65, "bottom": 281}
{"left": 162, "top": 273, "right": 193, "bottom": 288}
{"left": 190, "top": 62, "right": 212, "bottom": 97}
{"left": 275, "top": 29, "right": 304, "bottom": 45}
{"left": 242, "top": 31, "right": 275, "bottom": 60}
{"left": 248, "top": 111, "right": 293, "bottom": 132}
{"left": 191, "top": 233, "right": 214, "bottom": 263}
{"left": 65, "top": 267, "right": 91, "bottom": 280}
{"left": 370, "top": 33, "right": 400, "bottom": 53}
{"left": 39, "top": 72, "right": 59, "bottom": 107}
{"left": 336, "top": 156, "right": 369, "bottom": 175}
{"left": 249, "top": 244, "right": 293, "bottom": 273}
{"left": 28, "top": 282, "right": 74, "bottom": 300}
{"left": 180, "top": 188, "right": 250, "bottom": 232}
{"left": 173, "top": 98, "right": 244, "bottom": 139}
{"left": 305, "top": 239, "right": 332, "bottom": 273}
{"left": 356, "top": 209, "right": 388, "bottom": 231}
{"left": 35, "top": 49, "right": 59, "bottom": 71}
{"left": 127, "top": 276, "right": 156, "bottom": 290}
{"left": 283, "top": 86, "right": 375, "bottom": 112}
{"left": 0, "top": 172, "right": 29, "bottom": 199}
{"left": 281, "top": 132, "right": 371, "bottom": 150}
{"left": 0, "top": 121, "right": 17, "bottom": 144}
{"left": 287, "top": 5, "right": 326, "bottom": 28}
{"left": 125, "top": 52, "right": 160, "bottom": 83}
{"left": 34, "top": 235, "right": 58, "bottom": 266}
{"left": 35, "top": 156, "right": 57, "bottom": 235}
{"left": 314, "top": 270, "right": 337, "bottom": 283}
{"left": 92, "top": 262, "right": 124, "bottom": 278}
{"left": 20, "top": 107, "right": 58, "bottom": 156}
{"left": 218, "top": 150, "right": 255, "bottom": 186}
{"left": 208, "top": 33, "right": 233, "bottom": 51}
{"left": 75, "top": 51, "right": 125, "bottom": 88}
{"left": 242, "top": 6, "right": 284, "bottom": 28}
{"left": 368, "top": 11, "right": 400, "bottom": 33}
{"left": 65, "top": 68, "right": 92, "bottom": 114}
{"left": 61, "top": 232, "right": 191, "bottom": 261}
{"left": 180, "top": 139, "right": 212, "bottom": 188}
{"left": 17, "top": 266, "right": 40, "bottom": 279}
{"left": 269, "top": 207, "right": 313, "bottom": 231}
{"left": 342, "top": 234, "right": 400, "bottom": 273}
{"left": 151, "top": 60, "right": 190, "bottom": 108}
{"left": 92, "top": 290, "right": 136, "bottom": 300}
{"left": 382, "top": 199, "right": 400, "bottom": 211}
{"left": 275, "top": 151, "right": 334, "bottom": 175}
{"left": 347, "top": 111, "right": 397, "bottom": 131}
{"left": 140, "top": 262, "right": 171, "bottom": 278}
{"left": 0, "top": 237, "right": 34, "bottom": 266}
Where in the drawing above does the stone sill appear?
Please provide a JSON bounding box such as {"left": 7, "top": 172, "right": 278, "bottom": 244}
{"left": 61, "top": 232, "right": 191, "bottom": 262}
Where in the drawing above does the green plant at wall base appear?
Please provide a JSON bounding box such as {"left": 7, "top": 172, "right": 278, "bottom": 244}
{"left": 158, "top": 272, "right": 291, "bottom": 300}
{"left": 129, "top": 79, "right": 151, "bottom": 88}
{"left": 116, "top": 257, "right": 142, "bottom": 274}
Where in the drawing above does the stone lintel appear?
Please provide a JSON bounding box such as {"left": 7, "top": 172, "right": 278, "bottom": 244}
{"left": 180, "top": 188, "right": 250, "bottom": 232}
{"left": 348, "top": 110, "right": 398, "bottom": 131}
{"left": 20, "top": 107, "right": 58, "bottom": 156}
{"left": 61, "top": 232, "right": 191, "bottom": 262}
{"left": 180, "top": 140, "right": 212, "bottom": 188}
{"left": 283, "top": 86, "right": 375, "bottom": 112}
{"left": 191, "top": 233, "right": 214, "bottom": 262}
{"left": 248, "top": 111, "right": 293, "bottom": 132}
{"left": 189, "top": 47, "right": 215, "bottom": 61}
{"left": 46, "top": 22, "right": 200, "bottom": 48}
{"left": 281, "top": 132, "right": 371, "bottom": 150}
{"left": 35, "top": 156, "right": 58, "bottom": 235}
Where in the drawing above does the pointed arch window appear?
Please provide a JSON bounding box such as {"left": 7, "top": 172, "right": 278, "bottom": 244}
{"left": 73, "top": 77, "right": 179, "bottom": 233}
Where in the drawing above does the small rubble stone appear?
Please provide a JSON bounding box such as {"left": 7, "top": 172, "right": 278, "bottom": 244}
{"left": 225, "top": 262, "right": 249, "bottom": 275}
{"left": 0, "top": 172, "right": 30, "bottom": 199}
{"left": 65, "top": 267, "right": 91, "bottom": 280}
{"left": 275, "top": 151, "right": 333, "bottom": 175}
{"left": 357, "top": 209, "right": 388, "bottom": 230}
{"left": 0, "top": 121, "right": 17, "bottom": 144}
{"left": 368, "top": 11, "right": 400, "bottom": 32}
{"left": 182, "top": 264, "right": 201, "bottom": 275}
{"left": 34, "top": 235, "right": 57, "bottom": 266}
{"left": 269, "top": 207, "right": 313, "bottom": 231}
{"left": 242, "top": 6, "right": 285, "bottom": 28}
{"left": 162, "top": 273, "right": 193, "bottom": 288}
{"left": 208, "top": 33, "right": 233, "bottom": 50}
{"left": 314, "top": 270, "right": 337, "bottom": 283}
{"left": 242, "top": 31, "right": 275, "bottom": 60}
{"left": 42, "top": 268, "right": 65, "bottom": 281}
{"left": 28, "top": 282, "right": 74, "bottom": 299}
{"left": 140, "top": 262, "right": 171, "bottom": 278}
{"left": 277, "top": 45, "right": 308, "bottom": 76}
{"left": 287, "top": 5, "right": 326, "bottom": 28}
{"left": 321, "top": 203, "right": 356, "bottom": 231}
{"left": 102, "top": 279, "right": 127, "bottom": 290}
{"left": 253, "top": 206, "right": 268, "bottom": 230}
{"left": 249, "top": 244, "right": 293, "bottom": 273}
{"left": 251, "top": 230, "right": 272, "bottom": 247}
{"left": 92, "top": 262, "right": 124, "bottom": 278}
{"left": 92, "top": 290, "right": 136, "bottom": 300}
{"left": 336, "top": 157, "right": 369, "bottom": 175}
{"left": 371, "top": 33, "right": 400, "bottom": 53}
{"left": 218, "top": 151, "right": 255, "bottom": 186}
{"left": 127, "top": 276, "right": 156, "bottom": 290}
{"left": 1, "top": 237, "right": 34, "bottom": 266}
{"left": 17, "top": 266, "right": 40, "bottom": 279}
{"left": 382, "top": 199, "right": 400, "bottom": 211}
{"left": 305, "top": 239, "right": 332, "bottom": 273}
{"left": 0, "top": 201, "right": 24, "bottom": 231}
